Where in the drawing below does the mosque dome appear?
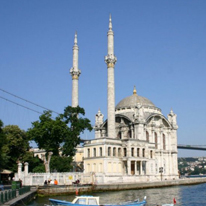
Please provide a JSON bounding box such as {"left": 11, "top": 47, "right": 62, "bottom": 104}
{"left": 115, "top": 87, "right": 155, "bottom": 110}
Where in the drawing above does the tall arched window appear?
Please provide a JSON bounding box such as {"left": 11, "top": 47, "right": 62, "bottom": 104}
{"left": 131, "top": 148, "right": 134, "bottom": 157}
{"left": 150, "top": 150, "right": 153, "bottom": 158}
{"left": 99, "top": 147, "right": 102, "bottom": 156}
{"left": 108, "top": 147, "right": 111, "bottom": 156}
{"left": 155, "top": 132, "right": 158, "bottom": 149}
{"left": 118, "top": 148, "right": 121, "bottom": 157}
{"left": 88, "top": 149, "right": 90, "bottom": 157}
{"left": 146, "top": 131, "right": 149, "bottom": 142}
{"left": 93, "top": 148, "right": 96, "bottom": 157}
{"left": 142, "top": 148, "right": 145, "bottom": 157}
{"left": 137, "top": 148, "right": 140, "bottom": 157}
{"left": 123, "top": 148, "right": 127, "bottom": 157}
{"left": 113, "top": 147, "right": 116, "bottom": 157}
{"left": 163, "top": 134, "right": 166, "bottom": 150}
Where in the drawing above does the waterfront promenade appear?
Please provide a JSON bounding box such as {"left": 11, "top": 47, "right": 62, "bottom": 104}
{"left": 1, "top": 177, "right": 206, "bottom": 205}
{"left": 38, "top": 177, "right": 206, "bottom": 195}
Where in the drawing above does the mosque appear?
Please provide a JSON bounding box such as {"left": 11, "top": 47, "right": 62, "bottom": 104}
{"left": 71, "top": 16, "right": 179, "bottom": 183}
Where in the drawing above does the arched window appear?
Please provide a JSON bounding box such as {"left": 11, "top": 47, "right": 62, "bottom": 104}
{"left": 88, "top": 149, "right": 90, "bottom": 157}
{"left": 93, "top": 148, "right": 96, "bottom": 157}
{"left": 131, "top": 148, "right": 134, "bottom": 157}
{"left": 137, "top": 148, "right": 140, "bottom": 157}
{"left": 113, "top": 147, "right": 116, "bottom": 156}
{"left": 146, "top": 131, "right": 149, "bottom": 142}
{"left": 108, "top": 147, "right": 111, "bottom": 156}
{"left": 142, "top": 148, "right": 145, "bottom": 157}
{"left": 155, "top": 132, "right": 158, "bottom": 149}
{"left": 99, "top": 147, "right": 102, "bottom": 156}
{"left": 123, "top": 148, "right": 127, "bottom": 157}
{"left": 118, "top": 148, "right": 121, "bottom": 157}
{"left": 128, "top": 130, "right": 132, "bottom": 138}
{"left": 150, "top": 150, "right": 153, "bottom": 158}
{"left": 163, "top": 134, "right": 166, "bottom": 150}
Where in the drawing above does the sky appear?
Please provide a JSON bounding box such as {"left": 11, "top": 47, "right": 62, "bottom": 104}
{"left": 0, "top": 0, "right": 206, "bottom": 157}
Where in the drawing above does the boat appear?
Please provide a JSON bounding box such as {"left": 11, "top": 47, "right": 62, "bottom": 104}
{"left": 47, "top": 195, "right": 147, "bottom": 206}
{"left": 161, "top": 198, "right": 176, "bottom": 206}
{"left": 162, "top": 204, "right": 174, "bottom": 206}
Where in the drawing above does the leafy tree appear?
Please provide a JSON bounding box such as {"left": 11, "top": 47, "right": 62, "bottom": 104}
{"left": 22, "top": 151, "right": 45, "bottom": 173}
{"left": 3, "top": 125, "right": 29, "bottom": 172}
{"left": 0, "top": 120, "right": 6, "bottom": 171}
{"left": 50, "top": 156, "right": 73, "bottom": 172}
{"left": 27, "top": 106, "right": 92, "bottom": 173}
{"left": 60, "top": 106, "right": 93, "bottom": 156}
{"left": 27, "top": 110, "right": 68, "bottom": 172}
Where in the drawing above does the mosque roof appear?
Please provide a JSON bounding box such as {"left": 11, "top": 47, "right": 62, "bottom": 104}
{"left": 116, "top": 91, "right": 155, "bottom": 110}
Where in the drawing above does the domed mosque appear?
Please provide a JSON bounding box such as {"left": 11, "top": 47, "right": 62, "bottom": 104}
{"left": 71, "top": 16, "right": 179, "bottom": 183}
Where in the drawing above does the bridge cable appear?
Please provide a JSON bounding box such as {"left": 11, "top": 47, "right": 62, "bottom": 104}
{"left": 0, "top": 88, "right": 60, "bottom": 115}
{"left": 0, "top": 96, "right": 57, "bottom": 120}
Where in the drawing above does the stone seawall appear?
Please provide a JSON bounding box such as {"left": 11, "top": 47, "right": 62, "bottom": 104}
{"left": 37, "top": 177, "right": 206, "bottom": 196}
{"left": 94, "top": 177, "right": 206, "bottom": 191}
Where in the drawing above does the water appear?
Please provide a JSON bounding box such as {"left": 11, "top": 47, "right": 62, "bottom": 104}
{"left": 28, "top": 183, "right": 206, "bottom": 206}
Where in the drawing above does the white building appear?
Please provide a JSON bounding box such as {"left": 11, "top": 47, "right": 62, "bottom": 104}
{"left": 71, "top": 16, "right": 179, "bottom": 183}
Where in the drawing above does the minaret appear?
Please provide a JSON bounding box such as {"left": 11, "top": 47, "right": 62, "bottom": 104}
{"left": 70, "top": 32, "right": 81, "bottom": 107}
{"left": 105, "top": 15, "right": 117, "bottom": 138}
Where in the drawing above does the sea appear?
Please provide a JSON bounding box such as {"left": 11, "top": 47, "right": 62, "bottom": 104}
{"left": 28, "top": 182, "right": 206, "bottom": 206}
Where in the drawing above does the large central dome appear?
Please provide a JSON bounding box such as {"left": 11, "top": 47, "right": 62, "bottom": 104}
{"left": 116, "top": 93, "right": 155, "bottom": 110}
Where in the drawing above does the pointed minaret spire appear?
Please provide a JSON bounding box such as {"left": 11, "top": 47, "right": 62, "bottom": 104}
{"left": 74, "top": 31, "right": 77, "bottom": 45}
{"left": 109, "top": 14, "right": 112, "bottom": 30}
{"left": 105, "top": 15, "right": 117, "bottom": 138}
{"left": 70, "top": 32, "right": 81, "bottom": 107}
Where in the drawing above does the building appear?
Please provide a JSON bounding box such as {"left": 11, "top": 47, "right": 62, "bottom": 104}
{"left": 71, "top": 16, "right": 179, "bottom": 183}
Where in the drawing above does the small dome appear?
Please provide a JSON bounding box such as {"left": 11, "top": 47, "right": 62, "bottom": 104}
{"left": 116, "top": 93, "right": 155, "bottom": 110}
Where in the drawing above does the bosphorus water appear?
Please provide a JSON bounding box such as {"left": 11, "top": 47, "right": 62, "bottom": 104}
{"left": 28, "top": 183, "right": 206, "bottom": 206}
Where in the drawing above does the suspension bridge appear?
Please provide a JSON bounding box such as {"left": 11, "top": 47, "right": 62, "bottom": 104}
{"left": 177, "top": 144, "right": 206, "bottom": 151}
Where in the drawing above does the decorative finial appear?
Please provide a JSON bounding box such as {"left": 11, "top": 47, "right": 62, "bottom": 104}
{"left": 133, "top": 86, "right": 137, "bottom": 95}
{"left": 109, "top": 14, "right": 112, "bottom": 30}
{"left": 74, "top": 31, "right": 77, "bottom": 45}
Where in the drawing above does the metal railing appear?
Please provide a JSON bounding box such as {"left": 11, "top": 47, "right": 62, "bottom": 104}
{"left": 0, "top": 186, "right": 30, "bottom": 204}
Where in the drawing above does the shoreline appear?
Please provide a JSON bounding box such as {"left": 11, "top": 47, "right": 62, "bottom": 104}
{"left": 37, "top": 177, "right": 206, "bottom": 196}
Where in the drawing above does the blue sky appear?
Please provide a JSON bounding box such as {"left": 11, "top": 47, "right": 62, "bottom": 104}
{"left": 0, "top": 0, "right": 206, "bottom": 157}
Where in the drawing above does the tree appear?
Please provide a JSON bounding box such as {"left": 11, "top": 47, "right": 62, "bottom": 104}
{"left": 27, "top": 110, "right": 68, "bottom": 172}
{"left": 2, "top": 125, "right": 29, "bottom": 172}
{"left": 60, "top": 106, "right": 93, "bottom": 156}
{"left": 0, "top": 120, "right": 6, "bottom": 171}
{"left": 22, "top": 151, "right": 45, "bottom": 173}
{"left": 27, "top": 106, "right": 92, "bottom": 173}
{"left": 50, "top": 156, "right": 73, "bottom": 172}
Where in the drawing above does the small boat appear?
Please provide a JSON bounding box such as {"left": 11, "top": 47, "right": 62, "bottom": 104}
{"left": 48, "top": 195, "right": 147, "bottom": 206}
{"left": 162, "top": 204, "right": 174, "bottom": 206}
{"left": 161, "top": 198, "right": 176, "bottom": 206}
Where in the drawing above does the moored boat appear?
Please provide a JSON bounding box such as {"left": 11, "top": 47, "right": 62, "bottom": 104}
{"left": 47, "top": 195, "right": 147, "bottom": 206}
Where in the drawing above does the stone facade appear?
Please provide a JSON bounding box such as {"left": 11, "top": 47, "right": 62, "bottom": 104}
{"left": 82, "top": 16, "right": 179, "bottom": 183}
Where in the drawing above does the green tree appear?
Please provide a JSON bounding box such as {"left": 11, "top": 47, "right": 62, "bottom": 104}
{"left": 0, "top": 120, "right": 6, "bottom": 171}
{"left": 60, "top": 106, "right": 93, "bottom": 156}
{"left": 3, "top": 125, "right": 29, "bottom": 172}
{"left": 27, "top": 110, "right": 68, "bottom": 172}
{"left": 22, "top": 151, "right": 45, "bottom": 173}
{"left": 50, "top": 156, "right": 73, "bottom": 172}
{"left": 27, "top": 106, "right": 92, "bottom": 173}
